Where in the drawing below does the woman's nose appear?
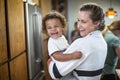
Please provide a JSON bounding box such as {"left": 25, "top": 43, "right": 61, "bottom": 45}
{"left": 77, "top": 22, "right": 81, "bottom": 29}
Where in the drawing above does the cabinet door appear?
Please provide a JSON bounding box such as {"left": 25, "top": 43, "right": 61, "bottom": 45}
{"left": 41, "top": 0, "right": 52, "bottom": 80}
{"left": 0, "top": 0, "right": 8, "bottom": 64}
{"left": 10, "top": 53, "right": 28, "bottom": 80}
{"left": 7, "top": 0, "right": 26, "bottom": 58}
{"left": 0, "top": 63, "right": 9, "bottom": 80}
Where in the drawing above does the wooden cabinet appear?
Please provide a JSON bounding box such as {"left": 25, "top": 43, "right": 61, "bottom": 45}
{"left": 0, "top": 0, "right": 8, "bottom": 64}
{"left": 0, "top": 1, "right": 9, "bottom": 80}
{"left": 10, "top": 53, "right": 28, "bottom": 80}
{"left": 41, "top": 0, "right": 52, "bottom": 80}
{"left": 0, "top": 64, "right": 9, "bottom": 80}
{"left": 41, "top": 0, "right": 52, "bottom": 16}
{"left": 7, "top": 0, "right": 26, "bottom": 58}
{"left": 0, "top": 0, "right": 28, "bottom": 80}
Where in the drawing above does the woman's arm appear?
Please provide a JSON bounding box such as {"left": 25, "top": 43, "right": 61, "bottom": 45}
{"left": 52, "top": 51, "right": 82, "bottom": 61}
{"left": 48, "top": 39, "right": 88, "bottom": 79}
{"left": 49, "top": 54, "right": 87, "bottom": 79}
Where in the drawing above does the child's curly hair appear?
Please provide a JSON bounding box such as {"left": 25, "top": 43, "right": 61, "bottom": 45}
{"left": 42, "top": 10, "right": 67, "bottom": 35}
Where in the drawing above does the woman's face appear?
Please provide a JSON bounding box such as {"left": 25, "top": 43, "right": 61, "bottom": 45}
{"left": 45, "top": 18, "right": 63, "bottom": 39}
{"left": 77, "top": 11, "right": 99, "bottom": 37}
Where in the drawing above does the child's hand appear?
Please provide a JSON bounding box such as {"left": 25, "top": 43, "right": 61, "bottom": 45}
{"left": 72, "top": 51, "right": 82, "bottom": 59}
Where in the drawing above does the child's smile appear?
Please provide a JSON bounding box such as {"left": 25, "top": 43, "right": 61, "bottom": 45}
{"left": 46, "top": 18, "right": 63, "bottom": 39}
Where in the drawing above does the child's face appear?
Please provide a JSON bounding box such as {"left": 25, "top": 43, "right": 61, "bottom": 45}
{"left": 45, "top": 18, "right": 63, "bottom": 39}
{"left": 77, "top": 11, "right": 99, "bottom": 37}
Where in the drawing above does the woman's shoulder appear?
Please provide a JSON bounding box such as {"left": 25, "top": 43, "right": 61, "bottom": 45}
{"left": 71, "top": 38, "right": 84, "bottom": 45}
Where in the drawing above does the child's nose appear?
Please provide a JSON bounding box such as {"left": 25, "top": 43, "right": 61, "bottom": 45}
{"left": 52, "top": 28, "right": 56, "bottom": 31}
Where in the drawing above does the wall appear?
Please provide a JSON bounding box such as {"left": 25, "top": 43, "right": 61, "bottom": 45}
{"left": 67, "top": 0, "right": 120, "bottom": 43}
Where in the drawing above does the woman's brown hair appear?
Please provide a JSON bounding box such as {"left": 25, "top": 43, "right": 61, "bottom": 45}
{"left": 80, "top": 3, "right": 105, "bottom": 31}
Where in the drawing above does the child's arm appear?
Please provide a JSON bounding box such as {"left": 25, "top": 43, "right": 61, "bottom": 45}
{"left": 47, "top": 58, "right": 52, "bottom": 68}
{"left": 51, "top": 51, "right": 82, "bottom": 61}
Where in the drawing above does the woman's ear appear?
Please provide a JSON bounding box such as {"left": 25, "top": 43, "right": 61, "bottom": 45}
{"left": 94, "top": 21, "right": 100, "bottom": 26}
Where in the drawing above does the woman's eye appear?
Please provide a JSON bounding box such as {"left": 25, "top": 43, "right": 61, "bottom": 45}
{"left": 82, "top": 21, "right": 86, "bottom": 23}
{"left": 81, "top": 20, "right": 86, "bottom": 23}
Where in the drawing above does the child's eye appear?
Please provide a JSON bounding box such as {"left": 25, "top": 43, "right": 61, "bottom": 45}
{"left": 54, "top": 26, "right": 59, "bottom": 28}
{"left": 47, "top": 27, "right": 52, "bottom": 29}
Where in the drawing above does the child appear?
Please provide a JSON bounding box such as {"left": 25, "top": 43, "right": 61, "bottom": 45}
{"left": 42, "top": 11, "right": 82, "bottom": 80}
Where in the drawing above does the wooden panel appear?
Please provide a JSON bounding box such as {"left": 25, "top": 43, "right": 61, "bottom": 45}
{"left": 7, "top": 0, "right": 26, "bottom": 58}
{"left": 10, "top": 53, "right": 28, "bottom": 80}
{"left": 0, "top": 0, "right": 8, "bottom": 63}
{"left": 41, "top": 0, "right": 52, "bottom": 80}
{"left": 43, "top": 38, "right": 51, "bottom": 80}
{"left": 41, "top": 0, "right": 52, "bottom": 16}
{"left": 0, "top": 63, "right": 9, "bottom": 80}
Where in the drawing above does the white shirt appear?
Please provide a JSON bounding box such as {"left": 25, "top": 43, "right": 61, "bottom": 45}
{"left": 49, "top": 30, "right": 107, "bottom": 80}
{"left": 48, "top": 35, "right": 69, "bottom": 62}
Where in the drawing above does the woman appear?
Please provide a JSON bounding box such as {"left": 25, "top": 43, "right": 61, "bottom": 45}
{"left": 101, "top": 20, "right": 120, "bottom": 80}
{"left": 48, "top": 3, "right": 107, "bottom": 80}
